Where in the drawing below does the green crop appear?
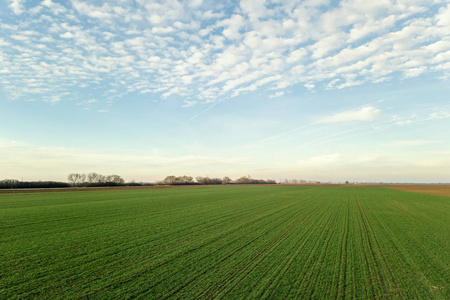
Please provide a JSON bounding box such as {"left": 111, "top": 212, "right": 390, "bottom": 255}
{"left": 1, "top": 186, "right": 448, "bottom": 299}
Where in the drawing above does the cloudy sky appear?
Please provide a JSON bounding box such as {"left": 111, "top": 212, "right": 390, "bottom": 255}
{"left": 1, "top": 0, "right": 449, "bottom": 183}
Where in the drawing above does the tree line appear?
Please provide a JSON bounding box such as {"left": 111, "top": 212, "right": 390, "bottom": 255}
{"left": 0, "top": 173, "right": 127, "bottom": 189}
{"left": 281, "top": 179, "right": 322, "bottom": 184}
{"left": 157, "top": 175, "right": 277, "bottom": 185}
{"left": 0, "top": 179, "right": 70, "bottom": 189}
{"left": 67, "top": 173, "right": 125, "bottom": 187}
{"left": 0, "top": 174, "right": 278, "bottom": 190}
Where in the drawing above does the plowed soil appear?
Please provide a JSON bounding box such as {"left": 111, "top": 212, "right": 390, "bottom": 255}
{"left": 384, "top": 184, "right": 450, "bottom": 197}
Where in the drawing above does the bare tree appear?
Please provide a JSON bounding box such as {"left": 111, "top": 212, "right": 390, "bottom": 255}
{"left": 67, "top": 173, "right": 77, "bottom": 185}
{"left": 106, "top": 175, "right": 125, "bottom": 185}
{"left": 196, "top": 176, "right": 222, "bottom": 185}
{"left": 160, "top": 175, "right": 176, "bottom": 185}
{"left": 68, "top": 172, "right": 127, "bottom": 187}
{"left": 87, "top": 172, "right": 105, "bottom": 184}
{"left": 67, "top": 173, "right": 85, "bottom": 186}
{"left": 222, "top": 176, "right": 232, "bottom": 185}
{"left": 159, "top": 175, "right": 195, "bottom": 185}
{"left": 235, "top": 176, "right": 252, "bottom": 184}
{"left": 180, "top": 175, "right": 194, "bottom": 184}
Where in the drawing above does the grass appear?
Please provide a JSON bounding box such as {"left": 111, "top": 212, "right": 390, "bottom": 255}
{"left": 1, "top": 186, "right": 449, "bottom": 299}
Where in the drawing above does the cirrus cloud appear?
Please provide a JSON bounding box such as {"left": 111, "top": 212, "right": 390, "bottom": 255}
{"left": 318, "top": 106, "right": 381, "bottom": 123}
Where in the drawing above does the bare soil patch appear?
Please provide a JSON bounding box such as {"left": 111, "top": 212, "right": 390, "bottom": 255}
{"left": 384, "top": 184, "right": 450, "bottom": 197}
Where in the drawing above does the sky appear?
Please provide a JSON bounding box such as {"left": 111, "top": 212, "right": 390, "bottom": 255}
{"left": 0, "top": 0, "right": 449, "bottom": 183}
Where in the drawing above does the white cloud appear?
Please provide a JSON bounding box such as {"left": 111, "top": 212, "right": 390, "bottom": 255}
{"left": 11, "top": 34, "right": 29, "bottom": 41}
{"left": 46, "top": 95, "right": 62, "bottom": 103}
{"left": 151, "top": 26, "right": 175, "bottom": 34}
{"left": 189, "top": 0, "right": 203, "bottom": 8}
{"left": 41, "top": 0, "right": 66, "bottom": 15}
{"left": 219, "top": 14, "right": 246, "bottom": 40}
{"left": 304, "top": 82, "right": 315, "bottom": 90}
{"left": 436, "top": 4, "right": 450, "bottom": 27}
{"left": 240, "top": 0, "right": 270, "bottom": 22}
{"left": 319, "top": 106, "right": 381, "bottom": 123}
{"left": 403, "top": 67, "right": 427, "bottom": 78}
{"left": 269, "top": 91, "right": 284, "bottom": 98}
{"left": 310, "top": 33, "right": 346, "bottom": 59}
{"left": 60, "top": 32, "right": 74, "bottom": 39}
{"left": 0, "top": 0, "right": 449, "bottom": 107}
{"left": 9, "top": 0, "right": 24, "bottom": 14}
{"left": 72, "top": 1, "right": 113, "bottom": 20}
{"left": 428, "top": 110, "right": 450, "bottom": 120}
{"left": 286, "top": 48, "right": 307, "bottom": 64}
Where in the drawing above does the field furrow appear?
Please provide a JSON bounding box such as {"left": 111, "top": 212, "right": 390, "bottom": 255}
{"left": 1, "top": 186, "right": 448, "bottom": 299}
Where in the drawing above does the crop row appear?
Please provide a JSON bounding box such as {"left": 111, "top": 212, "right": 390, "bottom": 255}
{"left": 1, "top": 186, "right": 448, "bottom": 299}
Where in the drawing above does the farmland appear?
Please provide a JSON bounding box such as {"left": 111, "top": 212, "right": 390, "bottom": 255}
{"left": 384, "top": 184, "right": 450, "bottom": 197}
{"left": 1, "top": 186, "right": 449, "bottom": 299}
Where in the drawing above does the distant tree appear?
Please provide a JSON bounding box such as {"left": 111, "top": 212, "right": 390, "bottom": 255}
{"left": 235, "top": 176, "right": 252, "bottom": 184}
{"left": 67, "top": 173, "right": 85, "bottom": 186}
{"left": 179, "top": 175, "right": 194, "bottom": 185}
{"left": 222, "top": 176, "right": 233, "bottom": 185}
{"left": 234, "top": 176, "right": 276, "bottom": 184}
{"left": 87, "top": 172, "right": 105, "bottom": 184}
{"left": 67, "top": 173, "right": 76, "bottom": 186}
{"left": 0, "top": 179, "right": 70, "bottom": 189}
{"left": 160, "top": 175, "right": 195, "bottom": 185}
{"left": 196, "top": 176, "right": 206, "bottom": 184}
{"left": 160, "top": 176, "right": 175, "bottom": 185}
{"left": 68, "top": 172, "right": 125, "bottom": 187}
{"left": 0, "top": 179, "right": 19, "bottom": 189}
{"left": 196, "top": 176, "right": 222, "bottom": 185}
{"left": 79, "top": 173, "right": 86, "bottom": 184}
{"left": 106, "top": 175, "right": 125, "bottom": 185}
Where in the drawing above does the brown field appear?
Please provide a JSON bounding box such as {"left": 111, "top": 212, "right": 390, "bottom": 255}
{"left": 384, "top": 184, "right": 450, "bottom": 197}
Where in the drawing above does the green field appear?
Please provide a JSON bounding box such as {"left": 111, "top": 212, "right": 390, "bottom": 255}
{"left": 1, "top": 186, "right": 449, "bottom": 299}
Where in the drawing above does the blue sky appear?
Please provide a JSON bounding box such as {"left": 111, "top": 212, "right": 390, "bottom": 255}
{"left": 1, "top": 0, "right": 449, "bottom": 183}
